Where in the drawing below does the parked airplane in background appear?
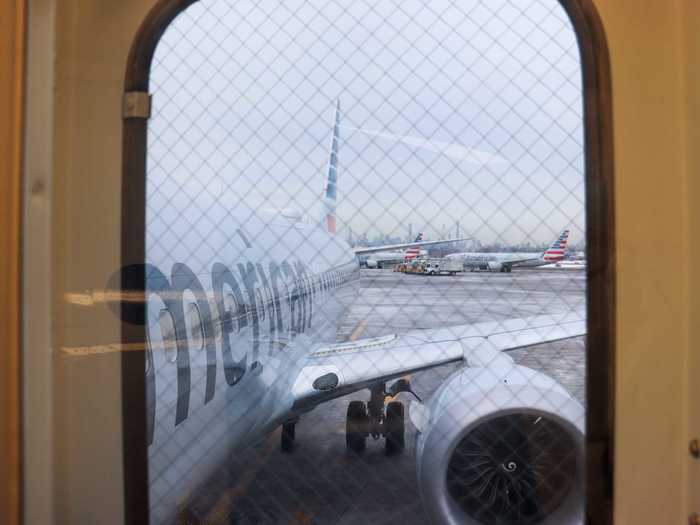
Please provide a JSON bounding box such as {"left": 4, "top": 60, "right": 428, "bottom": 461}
{"left": 365, "top": 233, "right": 428, "bottom": 268}
{"left": 446, "top": 229, "right": 571, "bottom": 272}
{"left": 131, "top": 101, "right": 586, "bottom": 524}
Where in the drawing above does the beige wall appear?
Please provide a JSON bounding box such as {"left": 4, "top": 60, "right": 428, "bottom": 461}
{"left": 42, "top": 1, "right": 158, "bottom": 522}
{"left": 24, "top": 0, "right": 699, "bottom": 522}
{"left": 594, "top": 0, "right": 691, "bottom": 522}
{"left": 684, "top": 0, "right": 700, "bottom": 517}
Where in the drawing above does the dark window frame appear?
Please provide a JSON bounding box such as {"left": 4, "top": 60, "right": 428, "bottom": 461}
{"left": 120, "top": 1, "right": 615, "bottom": 523}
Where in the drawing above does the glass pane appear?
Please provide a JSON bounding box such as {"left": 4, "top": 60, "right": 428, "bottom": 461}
{"left": 145, "top": 1, "right": 586, "bottom": 523}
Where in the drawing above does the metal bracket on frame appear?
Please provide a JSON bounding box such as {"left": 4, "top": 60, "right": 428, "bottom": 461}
{"left": 122, "top": 91, "right": 152, "bottom": 120}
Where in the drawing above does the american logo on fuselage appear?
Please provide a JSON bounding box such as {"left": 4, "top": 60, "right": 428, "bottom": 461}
{"left": 110, "top": 259, "right": 359, "bottom": 444}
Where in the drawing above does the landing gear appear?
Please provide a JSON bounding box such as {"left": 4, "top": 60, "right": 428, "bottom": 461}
{"left": 345, "top": 380, "right": 418, "bottom": 455}
{"left": 281, "top": 421, "right": 296, "bottom": 453}
{"left": 385, "top": 402, "right": 405, "bottom": 455}
{"left": 346, "top": 401, "right": 368, "bottom": 453}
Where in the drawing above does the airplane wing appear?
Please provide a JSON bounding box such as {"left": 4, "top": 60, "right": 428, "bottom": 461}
{"left": 291, "top": 310, "right": 585, "bottom": 411}
{"left": 354, "top": 237, "right": 472, "bottom": 255}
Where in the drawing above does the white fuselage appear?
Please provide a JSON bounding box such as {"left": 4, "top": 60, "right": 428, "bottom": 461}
{"left": 446, "top": 251, "right": 543, "bottom": 270}
{"left": 145, "top": 204, "right": 360, "bottom": 523}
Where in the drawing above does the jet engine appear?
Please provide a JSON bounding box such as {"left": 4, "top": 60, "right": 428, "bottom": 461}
{"left": 411, "top": 364, "right": 585, "bottom": 525}
{"left": 487, "top": 261, "right": 503, "bottom": 272}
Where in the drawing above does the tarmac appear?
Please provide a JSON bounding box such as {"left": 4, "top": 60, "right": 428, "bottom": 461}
{"left": 186, "top": 268, "right": 586, "bottom": 524}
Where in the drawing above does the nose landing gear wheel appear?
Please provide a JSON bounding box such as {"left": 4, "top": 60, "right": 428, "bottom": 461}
{"left": 384, "top": 401, "right": 405, "bottom": 455}
{"left": 280, "top": 421, "right": 296, "bottom": 453}
{"left": 346, "top": 401, "right": 368, "bottom": 453}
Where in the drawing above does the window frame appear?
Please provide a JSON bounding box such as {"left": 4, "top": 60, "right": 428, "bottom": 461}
{"left": 121, "top": 1, "right": 615, "bottom": 523}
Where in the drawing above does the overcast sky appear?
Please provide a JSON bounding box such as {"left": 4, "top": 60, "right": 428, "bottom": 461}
{"left": 147, "top": 0, "right": 584, "bottom": 246}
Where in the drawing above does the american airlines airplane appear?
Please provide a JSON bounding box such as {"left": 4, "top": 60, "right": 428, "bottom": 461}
{"left": 446, "top": 230, "right": 571, "bottom": 273}
{"left": 138, "top": 101, "right": 586, "bottom": 524}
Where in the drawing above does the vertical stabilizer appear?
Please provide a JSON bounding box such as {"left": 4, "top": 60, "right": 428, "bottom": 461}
{"left": 404, "top": 232, "right": 424, "bottom": 260}
{"left": 542, "top": 229, "right": 570, "bottom": 261}
{"left": 320, "top": 100, "right": 341, "bottom": 233}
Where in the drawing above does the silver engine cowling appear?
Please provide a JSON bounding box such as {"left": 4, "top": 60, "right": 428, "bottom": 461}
{"left": 412, "top": 364, "right": 585, "bottom": 525}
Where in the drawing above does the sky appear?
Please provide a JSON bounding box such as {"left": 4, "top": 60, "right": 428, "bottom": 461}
{"left": 147, "top": 0, "right": 584, "bottom": 246}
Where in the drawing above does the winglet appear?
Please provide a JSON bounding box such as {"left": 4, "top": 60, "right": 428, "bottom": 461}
{"left": 320, "top": 100, "right": 341, "bottom": 233}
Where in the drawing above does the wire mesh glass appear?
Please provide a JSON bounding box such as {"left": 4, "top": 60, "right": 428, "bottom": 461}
{"left": 145, "top": 0, "right": 586, "bottom": 523}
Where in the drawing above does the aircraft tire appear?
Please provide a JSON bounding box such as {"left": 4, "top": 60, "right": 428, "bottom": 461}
{"left": 281, "top": 422, "right": 295, "bottom": 453}
{"left": 346, "top": 401, "right": 368, "bottom": 453}
{"left": 384, "top": 402, "right": 405, "bottom": 455}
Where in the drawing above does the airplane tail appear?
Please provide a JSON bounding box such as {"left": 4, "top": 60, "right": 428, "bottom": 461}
{"left": 320, "top": 100, "right": 341, "bottom": 233}
{"left": 404, "top": 232, "right": 424, "bottom": 260}
{"left": 542, "top": 229, "right": 570, "bottom": 262}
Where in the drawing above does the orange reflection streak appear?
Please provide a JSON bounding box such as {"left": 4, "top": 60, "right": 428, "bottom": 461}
{"left": 61, "top": 342, "right": 148, "bottom": 356}
{"left": 63, "top": 289, "right": 197, "bottom": 306}
{"left": 61, "top": 338, "right": 188, "bottom": 357}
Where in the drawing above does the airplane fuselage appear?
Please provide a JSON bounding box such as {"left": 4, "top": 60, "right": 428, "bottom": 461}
{"left": 447, "top": 251, "right": 543, "bottom": 270}
{"left": 144, "top": 206, "right": 360, "bottom": 522}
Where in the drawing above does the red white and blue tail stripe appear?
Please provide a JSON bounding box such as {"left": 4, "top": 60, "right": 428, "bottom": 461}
{"left": 404, "top": 232, "right": 424, "bottom": 260}
{"left": 542, "top": 229, "right": 570, "bottom": 262}
{"left": 320, "top": 100, "right": 341, "bottom": 233}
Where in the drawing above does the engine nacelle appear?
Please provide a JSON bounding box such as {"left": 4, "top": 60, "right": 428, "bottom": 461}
{"left": 412, "top": 365, "right": 585, "bottom": 525}
{"left": 487, "top": 261, "right": 503, "bottom": 272}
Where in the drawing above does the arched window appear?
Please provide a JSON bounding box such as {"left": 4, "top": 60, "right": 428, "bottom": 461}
{"left": 123, "top": 1, "right": 613, "bottom": 523}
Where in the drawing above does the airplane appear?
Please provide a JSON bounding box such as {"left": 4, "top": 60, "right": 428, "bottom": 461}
{"left": 445, "top": 229, "right": 571, "bottom": 273}
{"left": 128, "top": 101, "right": 587, "bottom": 524}
{"left": 364, "top": 232, "right": 428, "bottom": 268}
